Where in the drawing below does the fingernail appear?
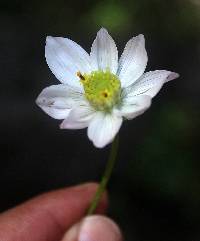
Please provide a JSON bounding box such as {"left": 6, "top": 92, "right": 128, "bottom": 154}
{"left": 61, "top": 215, "right": 122, "bottom": 241}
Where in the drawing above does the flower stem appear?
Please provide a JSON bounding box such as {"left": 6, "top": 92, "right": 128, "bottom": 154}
{"left": 87, "top": 135, "right": 119, "bottom": 215}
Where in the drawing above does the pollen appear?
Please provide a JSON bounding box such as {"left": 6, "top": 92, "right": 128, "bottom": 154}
{"left": 78, "top": 70, "right": 121, "bottom": 112}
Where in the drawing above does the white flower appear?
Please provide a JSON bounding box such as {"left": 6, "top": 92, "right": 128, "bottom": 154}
{"left": 36, "top": 28, "right": 179, "bottom": 148}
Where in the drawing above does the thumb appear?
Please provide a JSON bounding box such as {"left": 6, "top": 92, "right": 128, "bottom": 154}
{"left": 61, "top": 215, "right": 123, "bottom": 241}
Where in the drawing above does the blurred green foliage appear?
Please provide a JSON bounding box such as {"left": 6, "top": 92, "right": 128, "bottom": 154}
{"left": 128, "top": 102, "right": 199, "bottom": 200}
{"left": 84, "top": 0, "right": 131, "bottom": 32}
{"left": 83, "top": 0, "right": 200, "bottom": 39}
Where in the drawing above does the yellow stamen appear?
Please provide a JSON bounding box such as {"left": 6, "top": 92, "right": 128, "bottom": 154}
{"left": 77, "top": 70, "right": 121, "bottom": 112}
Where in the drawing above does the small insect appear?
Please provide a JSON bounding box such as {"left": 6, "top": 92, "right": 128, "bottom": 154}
{"left": 77, "top": 71, "right": 85, "bottom": 80}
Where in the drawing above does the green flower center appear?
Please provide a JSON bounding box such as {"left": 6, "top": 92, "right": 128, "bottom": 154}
{"left": 78, "top": 70, "right": 121, "bottom": 112}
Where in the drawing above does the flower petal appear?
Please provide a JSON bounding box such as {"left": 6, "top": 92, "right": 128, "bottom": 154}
{"left": 115, "top": 95, "right": 151, "bottom": 120}
{"left": 36, "top": 84, "right": 84, "bottom": 119}
{"left": 87, "top": 112, "right": 122, "bottom": 148}
{"left": 90, "top": 28, "right": 118, "bottom": 74}
{"left": 117, "top": 34, "right": 148, "bottom": 87}
{"left": 45, "top": 36, "right": 92, "bottom": 90}
{"left": 60, "top": 104, "right": 95, "bottom": 129}
{"left": 124, "top": 70, "right": 179, "bottom": 98}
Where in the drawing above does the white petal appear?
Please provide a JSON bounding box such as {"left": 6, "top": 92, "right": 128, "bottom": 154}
{"left": 115, "top": 95, "right": 151, "bottom": 120}
{"left": 87, "top": 112, "right": 122, "bottom": 148}
{"left": 165, "top": 72, "right": 180, "bottom": 82}
{"left": 60, "top": 104, "right": 95, "bottom": 129}
{"left": 124, "top": 70, "right": 179, "bottom": 98}
{"left": 45, "top": 36, "right": 92, "bottom": 90}
{"left": 90, "top": 28, "right": 118, "bottom": 74}
{"left": 117, "top": 34, "right": 148, "bottom": 87}
{"left": 36, "top": 84, "right": 84, "bottom": 119}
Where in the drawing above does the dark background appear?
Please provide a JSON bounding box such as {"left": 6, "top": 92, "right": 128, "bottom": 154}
{"left": 1, "top": 0, "right": 200, "bottom": 240}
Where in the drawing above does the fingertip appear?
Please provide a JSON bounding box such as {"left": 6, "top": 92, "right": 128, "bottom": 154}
{"left": 0, "top": 183, "right": 108, "bottom": 241}
{"left": 61, "top": 215, "right": 123, "bottom": 241}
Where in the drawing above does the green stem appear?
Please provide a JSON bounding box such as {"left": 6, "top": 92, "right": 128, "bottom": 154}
{"left": 87, "top": 135, "right": 119, "bottom": 215}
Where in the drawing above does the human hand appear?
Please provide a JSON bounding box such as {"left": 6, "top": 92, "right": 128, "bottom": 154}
{"left": 0, "top": 183, "right": 123, "bottom": 241}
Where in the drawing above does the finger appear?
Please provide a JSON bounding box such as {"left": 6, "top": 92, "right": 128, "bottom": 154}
{"left": 0, "top": 183, "right": 108, "bottom": 241}
{"left": 61, "top": 215, "right": 123, "bottom": 241}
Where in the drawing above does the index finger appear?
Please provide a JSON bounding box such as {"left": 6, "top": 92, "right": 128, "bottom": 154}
{"left": 0, "top": 183, "right": 108, "bottom": 241}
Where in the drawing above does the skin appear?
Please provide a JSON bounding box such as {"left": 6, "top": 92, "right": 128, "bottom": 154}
{"left": 0, "top": 183, "right": 123, "bottom": 241}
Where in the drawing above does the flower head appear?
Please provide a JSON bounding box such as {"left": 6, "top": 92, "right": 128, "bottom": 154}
{"left": 36, "top": 28, "right": 179, "bottom": 148}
